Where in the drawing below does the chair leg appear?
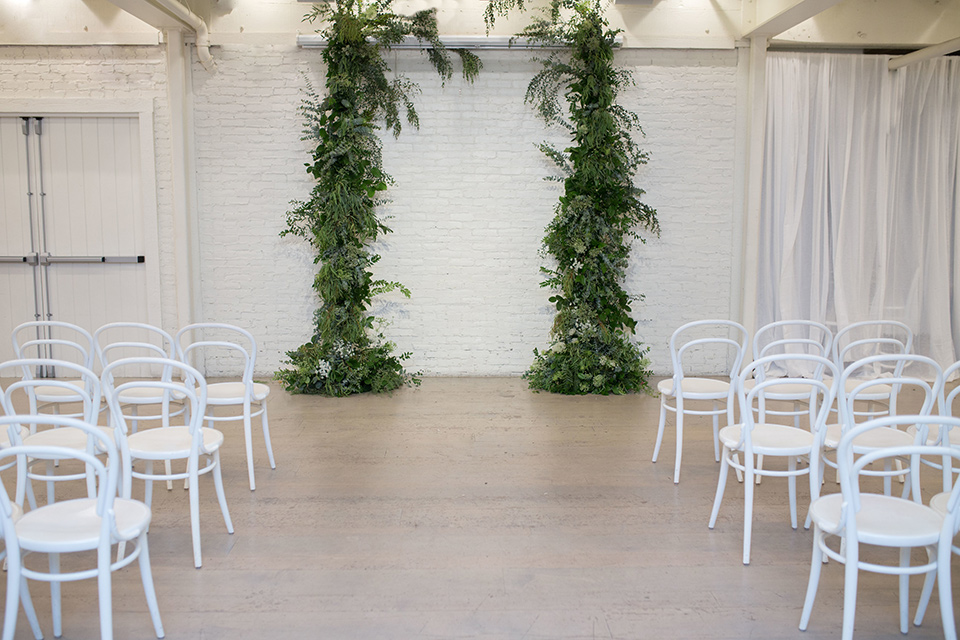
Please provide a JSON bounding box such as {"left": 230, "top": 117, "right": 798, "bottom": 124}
{"left": 19, "top": 574, "right": 41, "bottom": 640}
{"left": 188, "top": 456, "right": 202, "bottom": 569}
{"left": 841, "top": 540, "right": 859, "bottom": 640}
{"left": 243, "top": 401, "right": 256, "bottom": 491}
{"left": 914, "top": 546, "right": 936, "bottom": 627}
{"left": 144, "top": 461, "right": 155, "bottom": 507}
{"left": 743, "top": 461, "right": 755, "bottom": 565}
{"left": 787, "top": 456, "right": 798, "bottom": 529}
{"left": 898, "top": 547, "right": 910, "bottom": 633}
{"left": 213, "top": 451, "right": 234, "bottom": 535}
{"left": 137, "top": 532, "right": 165, "bottom": 638}
{"left": 708, "top": 447, "right": 730, "bottom": 529}
{"left": 712, "top": 403, "right": 720, "bottom": 462}
{"left": 97, "top": 542, "right": 114, "bottom": 640}
{"left": 261, "top": 401, "right": 276, "bottom": 470}
{"left": 652, "top": 397, "right": 668, "bottom": 463}
{"left": 46, "top": 460, "right": 56, "bottom": 504}
{"left": 2, "top": 548, "right": 19, "bottom": 640}
{"left": 50, "top": 552, "right": 62, "bottom": 638}
{"left": 673, "top": 401, "right": 684, "bottom": 484}
{"left": 938, "top": 537, "right": 958, "bottom": 640}
{"left": 799, "top": 529, "right": 824, "bottom": 630}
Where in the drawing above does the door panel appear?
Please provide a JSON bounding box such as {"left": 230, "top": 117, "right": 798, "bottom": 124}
{"left": 0, "top": 115, "right": 151, "bottom": 365}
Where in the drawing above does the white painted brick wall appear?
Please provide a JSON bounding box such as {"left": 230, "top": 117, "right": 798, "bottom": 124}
{"left": 192, "top": 45, "right": 740, "bottom": 377}
{"left": 0, "top": 45, "right": 179, "bottom": 336}
{"left": 2, "top": 43, "right": 740, "bottom": 378}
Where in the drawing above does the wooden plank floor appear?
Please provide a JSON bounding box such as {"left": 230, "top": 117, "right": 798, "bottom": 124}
{"left": 1, "top": 377, "right": 957, "bottom": 639}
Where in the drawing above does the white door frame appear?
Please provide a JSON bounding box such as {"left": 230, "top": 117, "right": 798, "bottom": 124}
{"left": 0, "top": 98, "right": 164, "bottom": 333}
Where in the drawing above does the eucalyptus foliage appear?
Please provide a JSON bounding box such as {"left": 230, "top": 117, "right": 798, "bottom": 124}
{"left": 487, "top": 0, "right": 659, "bottom": 394}
{"left": 276, "top": 0, "right": 481, "bottom": 396}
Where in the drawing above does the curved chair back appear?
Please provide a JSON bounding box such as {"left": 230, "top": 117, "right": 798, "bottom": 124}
{"left": 839, "top": 354, "right": 942, "bottom": 429}
{"left": 101, "top": 357, "right": 206, "bottom": 437}
{"left": 833, "top": 320, "right": 914, "bottom": 371}
{"left": 0, "top": 359, "right": 101, "bottom": 426}
{"left": 669, "top": 320, "right": 748, "bottom": 387}
{"left": 176, "top": 323, "right": 258, "bottom": 386}
{"left": 95, "top": 322, "right": 176, "bottom": 376}
{"left": 11, "top": 321, "right": 95, "bottom": 376}
{"left": 738, "top": 354, "right": 839, "bottom": 449}
{"left": 752, "top": 319, "right": 833, "bottom": 377}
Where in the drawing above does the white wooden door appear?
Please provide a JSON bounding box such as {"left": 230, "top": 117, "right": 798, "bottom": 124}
{"left": 0, "top": 115, "right": 152, "bottom": 363}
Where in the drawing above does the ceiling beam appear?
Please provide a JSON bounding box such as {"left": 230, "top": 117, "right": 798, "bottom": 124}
{"left": 889, "top": 35, "right": 960, "bottom": 70}
{"left": 743, "top": 0, "right": 845, "bottom": 40}
{"left": 104, "top": 0, "right": 215, "bottom": 70}
{"left": 103, "top": 0, "right": 185, "bottom": 31}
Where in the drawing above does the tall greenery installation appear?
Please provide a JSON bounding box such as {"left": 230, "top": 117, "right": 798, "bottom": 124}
{"left": 486, "top": 0, "right": 660, "bottom": 395}
{"left": 276, "top": 0, "right": 481, "bottom": 396}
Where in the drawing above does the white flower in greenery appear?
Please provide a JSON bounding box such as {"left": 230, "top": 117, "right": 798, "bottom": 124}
{"left": 317, "top": 359, "right": 332, "bottom": 378}
{"left": 552, "top": 342, "right": 566, "bottom": 354}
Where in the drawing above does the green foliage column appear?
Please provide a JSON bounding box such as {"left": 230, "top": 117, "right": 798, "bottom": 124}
{"left": 276, "top": 0, "right": 480, "bottom": 396}
{"left": 487, "top": 0, "right": 660, "bottom": 394}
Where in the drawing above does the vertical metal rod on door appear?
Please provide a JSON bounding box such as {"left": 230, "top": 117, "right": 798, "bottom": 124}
{"left": 22, "top": 117, "right": 47, "bottom": 375}
{"left": 34, "top": 118, "right": 56, "bottom": 378}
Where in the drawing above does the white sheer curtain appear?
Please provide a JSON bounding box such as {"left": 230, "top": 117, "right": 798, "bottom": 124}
{"left": 758, "top": 52, "right": 960, "bottom": 368}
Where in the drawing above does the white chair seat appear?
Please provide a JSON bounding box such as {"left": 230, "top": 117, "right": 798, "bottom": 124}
{"left": 742, "top": 378, "right": 815, "bottom": 399}
{"left": 930, "top": 491, "right": 950, "bottom": 516}
{"left": 658, "top": 377, "right": 729, "bottom": 399}
{"left": 905, "top": 424, "right": 953, "bottom": 446}
{"left": 822, "top": 424, "right": 914, "bottom": 450}
{"left": 127, "top": 426, "right": 225, "bottom": 459}
{"left": 117, "top": 383, "right": 187, "bottom": 404}
{"left": 23, "top": 425, "right": 114, "bottom": 449}
{"left": 34, "top": 379, "right": 86, "bottom": 403}
{"left": 204, "top": 381, "right": 270, "bottom": 404}
{"left": 0, "top": 426, "right": 28, "bottom": 448}
{"left": 809, "top": 493, "right": 943, "bottom": 547}
{"left": 719, "top": 422, "right": 814, "bottom": 455}
{"left": 823, "top": 376, "right": 892, "bottom": 399}
{"left": 16, "top": 497, "right": 151, "bottom": 553}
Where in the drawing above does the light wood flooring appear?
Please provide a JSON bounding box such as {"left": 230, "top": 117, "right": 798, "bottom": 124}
{"left": 1, "top": 377, "right": 958, "bottom": 639}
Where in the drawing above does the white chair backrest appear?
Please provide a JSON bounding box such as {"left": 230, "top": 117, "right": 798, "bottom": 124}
{"left": 176, "top": 323, "right": 257, "bottom": 385}
{"left": 0, "top": 414, "right": 119, "bottom": 535}
{"left": 669, "top": 320, "right": 748, "bottom": 384}
{"left": 837, "top": 416, "right": 960, "bottom": 519}
{"left": 0, "top": 358, "right": 101, "bottom": 424}
{"left": 753, "top": 320, "right": 833, "bottom": 368}
{"left": 737, "top": 354, "right": 839, "bottom": 447}
{"left": 839, "top": 354, "right": 942, "bottom": 429}
{"left": 833, "top": 320, "right": 913, "bottom": 370}
{"left": 94, "top": 322, "right": 176, "bottom": 370}
{"left": 939, "top": 361, "right": 960, "bottom": 449}
{"left": 101, "top": 357, "right": 206, "bottom": 437}
{"left": 11, "top": 321, "right": 95, "bottom": 376}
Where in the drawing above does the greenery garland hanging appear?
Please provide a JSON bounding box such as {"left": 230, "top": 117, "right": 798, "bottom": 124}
{"left": 276, "top": 0, "right": 481, "bottom": 396}
{"left": 486, "top": 0, "right": 660, "bottom": 395}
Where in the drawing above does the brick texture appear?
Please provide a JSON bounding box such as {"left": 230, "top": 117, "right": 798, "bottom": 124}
{"left": 2, "top": 44, "right": 740, "bottom": 377}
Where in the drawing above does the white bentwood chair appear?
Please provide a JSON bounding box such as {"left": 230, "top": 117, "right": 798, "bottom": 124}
{"left": 652, "top": 320, "right": 748, "bottom": 484}
{"left": 744, "top": 320, "right": 833, "bottom": 428}
{"left": 819, "top": 354, "right": 941, "bottom": 498}
{"left": 0, "top": 415, "right": 164, "bottom": 640}
{"left": 708, "top": 353, "right": 839, "bottom": 565}
{"left": 11, "top": 321, "right": 99, "bottom": 419}
{"left": 828, "top": 320, "right": 914, "bottom": 421}
{"left": 95, "top": 322, "right": 186, "bottom": 433}
{"left": 0, "top": 358, "right": 104, "bottom": 508}
{"left": 102, "top": 357, "right": 233, "bottom": 568}
{"left": 176, "top": 323, "right": 275, "bottom": 491}
{"left": 800, "top": 415, "right": 960, "bottom": 640}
